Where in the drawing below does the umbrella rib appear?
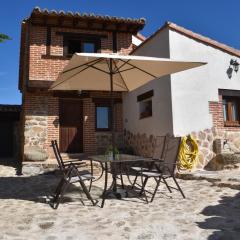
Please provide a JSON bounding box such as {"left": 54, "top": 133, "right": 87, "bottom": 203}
{"left": 62, "top": 58, "right": 103, "bottom": 74}
{"left": 112, "top": 60, "right": 129, "bottom": 91}
{"left": 117, "top": 67, "right": 135, "bottom": 73}
{"left": 85, "top": 64, "right": 110, "bottom": 75}
{"left": 113, "top": 60, "right": 130, "bottom": 72}
{"left": 51, "top": 58, "right": 104, "bottom": 89}
{"left": 118, "top": 59, "right": 157, "bottom": 78}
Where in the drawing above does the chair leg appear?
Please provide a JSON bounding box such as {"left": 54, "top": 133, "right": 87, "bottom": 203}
{"left": 88, "top": 179, "right": 93, "bottom": 192}
{"left": 53, "top": 181, "right": 69, "bottom": 209}
{"left": 162, "top": 177, "right": 172, "bottom": 193}
{"left": 52, "top": 178, "right": 65, "bottom": 205}
{"left": 120, "top": 173, "right": 124, "bottom": 189}
{"left": 54, "top": 177, "right": 65, "bottom": 194}
{"left": 172, "top": 175, "right": 185, "bottom": 199}
{"left": 151, "top": 176, "right": 161, "bottom": 202}
{"left": 79, "top": 180, "right": 96, "bottom": 206}
{"left": 140, "top": 176, "right": 149, "bottom": 203}
{"left": 131, "top": 174, "right": 138, "bottom": 189}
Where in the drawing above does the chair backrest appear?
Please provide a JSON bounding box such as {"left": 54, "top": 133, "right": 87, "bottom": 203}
{"left": 152, "top": 136, "right": 166, "bottom": 160}
{"left": 51, "top": 140, "right": 65, "bottom": 173}
{"left": 162, "top": 136, "right": 181, "bottom": 174}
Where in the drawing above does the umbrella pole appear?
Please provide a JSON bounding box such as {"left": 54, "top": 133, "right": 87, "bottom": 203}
{"left": 110, "top": 59, "right": 120, "bottom": 197}
{"left": 109, "top": 58, "right": 115, "bottom": 160}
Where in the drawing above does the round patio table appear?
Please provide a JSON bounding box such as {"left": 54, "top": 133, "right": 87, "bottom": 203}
{"left": 89, "top": 154, "right": 152, "bottom": 208}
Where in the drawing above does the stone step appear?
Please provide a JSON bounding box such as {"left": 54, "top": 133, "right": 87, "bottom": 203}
{"left": 21, "top": 154, "right": 100, "bottom": 176}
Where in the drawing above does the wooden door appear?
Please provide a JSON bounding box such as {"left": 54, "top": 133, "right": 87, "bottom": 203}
{"left": 59, "top": 99, "right": 83, "bottom": 153}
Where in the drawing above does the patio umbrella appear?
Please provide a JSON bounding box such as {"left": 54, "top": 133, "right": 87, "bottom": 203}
{"left": 50, "top": 52, "right": 205, "bottom": 158}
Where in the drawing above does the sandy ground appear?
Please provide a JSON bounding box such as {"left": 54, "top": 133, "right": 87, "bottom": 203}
{"left": 0, "top": 164, "right": 240, "bottom": 240}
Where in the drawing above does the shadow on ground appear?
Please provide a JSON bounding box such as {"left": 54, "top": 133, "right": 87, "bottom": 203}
{"left": 197, "top": 192, "right": 240, "bottom": 240}
{"left": 0, "top": 157, "right": 22, "bottom": 175}
{"left": 0, "top": 172, "right": 104, "bottom": 206}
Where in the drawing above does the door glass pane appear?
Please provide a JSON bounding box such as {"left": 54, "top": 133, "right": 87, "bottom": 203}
{"left": 96, "top": 107, "right": 109, "bottom": 129}
{"left": 83, "top": 42, "right": 95, "bottom": 53}
{"left": 232, "top": 101, "right": 238, "bottom": 121}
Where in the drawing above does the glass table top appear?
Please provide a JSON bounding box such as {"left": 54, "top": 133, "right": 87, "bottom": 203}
{"left": 89, "top": 154, "right": 152, "bottom": 163}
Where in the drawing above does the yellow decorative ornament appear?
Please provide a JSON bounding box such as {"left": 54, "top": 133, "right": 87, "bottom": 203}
{"left": 178, "top": 135, "right": 199, "bottom": 170}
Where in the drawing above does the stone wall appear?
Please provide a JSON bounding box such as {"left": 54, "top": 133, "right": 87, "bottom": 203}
{"left": 124, "top": 128, "right": 240, "bottom": 169}
{"left": 124, "top": 130, "right": 156, "bottom": 157}
{"left": 23, "top": 93, "right": 48, "bottom": 150}
{"left": 191, "top": 128, "right": 240, "bottom": 168}
{"left": 96, "top": 132, "right": 124, "bottom": 154}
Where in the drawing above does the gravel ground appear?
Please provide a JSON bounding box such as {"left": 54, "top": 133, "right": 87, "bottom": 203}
{"left": 0, "top": 164, "right": 240, "bottom": 240}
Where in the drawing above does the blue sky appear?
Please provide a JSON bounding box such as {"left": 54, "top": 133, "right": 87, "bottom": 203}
{"left": 1, "top": 0, "right": 240, "bottom": 104}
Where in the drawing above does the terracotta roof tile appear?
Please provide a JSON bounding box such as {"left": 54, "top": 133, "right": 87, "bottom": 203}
{"left": 29, "top": 6, "right": 146, "bottom": 26}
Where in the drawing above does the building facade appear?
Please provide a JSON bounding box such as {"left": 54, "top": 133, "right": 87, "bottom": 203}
{"left": 19, "top": 7, "right": 145, "bottom": 160}
{"left": 124, "top": 22, "right": 240, "bottom": 168}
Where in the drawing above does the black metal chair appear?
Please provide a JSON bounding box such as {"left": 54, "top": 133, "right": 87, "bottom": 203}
{"left": 51, "top": 140, "right": 97, "bottom": 209}
{"left": 131, "top": 135, "right": 185, "bottom": 203}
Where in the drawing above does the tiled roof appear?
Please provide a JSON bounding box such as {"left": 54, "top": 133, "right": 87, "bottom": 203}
{"left": 0, "top": 105, "right": 21, "bottom": 112}
{"left": 135, "top": 33, "right": 146, "bottom": 41}
{"left": 28, "top": 7, "right": 146, "bottom": 26}
{"left": 132, "top": 21, "right": 240, "bottom": 57}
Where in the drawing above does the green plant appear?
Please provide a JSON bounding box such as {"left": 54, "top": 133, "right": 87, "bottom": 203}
{"left": 0, "top": 34, "right": 11, "bottom": 43}
{"left": 105, "top": 145, "right": 120, "bottom": 160}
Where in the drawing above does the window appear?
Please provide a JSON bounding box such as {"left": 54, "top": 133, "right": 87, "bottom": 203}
{"left": 139, "top": 99, "right": 152, "bottom": 119}
{"left": 222, "top": 97, "right": 240, "bottom": 126}
{"left": 137, "top": 90, "right": 153, "bottom": 119}
{"left": 64, "top": 37, "right": 100, "bottom": 56}
{"left": 96, "top": 105, "right": 111, "bottom": 130}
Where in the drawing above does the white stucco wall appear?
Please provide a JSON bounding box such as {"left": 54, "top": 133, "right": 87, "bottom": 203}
{"left": 132, "top": 35, "right": 143, "bottom": 46}
{"left": 123, "top": 29, "right": 174, "bottom": 135}
{"left": 124, "top": 26, "right": 240, "bottom": 137}
{"left": 169, "top": 30, "right": 240, "bottom": 135}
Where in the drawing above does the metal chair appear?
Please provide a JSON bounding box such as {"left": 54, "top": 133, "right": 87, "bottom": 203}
{"left": 131, "top": 135, "right": 185, "bottom": 203}
{"left": 51, "top": 140, "right": 96, "bottom": 209}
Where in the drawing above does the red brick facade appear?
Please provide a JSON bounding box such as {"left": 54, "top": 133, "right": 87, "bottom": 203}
{"left": 19, "top": 9, "right": 140, "bottom": 160}
{"left": 209, "top": 95, "right": 240, "bottom": 132}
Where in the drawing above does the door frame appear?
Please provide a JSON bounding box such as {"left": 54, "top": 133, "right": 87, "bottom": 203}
{"left": 59, "top": 98, "right": 83, "bottom": 153}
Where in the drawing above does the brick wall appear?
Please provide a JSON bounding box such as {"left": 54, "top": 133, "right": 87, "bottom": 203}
{"left": 209, "top": 94, "right": 240, "bottom": 131}
{"left": 28, "top": 25, "right": 133, "bottom": 81}
{"left": 21, "top": 24, "right": 131, "bottom": 160}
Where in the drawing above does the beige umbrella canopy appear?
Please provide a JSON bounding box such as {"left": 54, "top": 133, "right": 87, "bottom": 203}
{"left": 50, "top": 52, "right": 205, "bottom": 159}
{"left": 50, "top": 52, "right": 205, "bottom": 92}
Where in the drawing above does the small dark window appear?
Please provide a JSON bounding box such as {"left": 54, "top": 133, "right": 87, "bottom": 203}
{"left": 68, "top": 39, "right": 82, "bottom": 55}
{"left": 96, "top": 105, "right": 111, "bottom": 130}
{"left": 64, "top": 37, "right": 100, "bottom": 56}
{"left": 138, "top": 90, "right": 153, "bottom": 119}
{"left": 139, "top": 99, "right": 152, "bottom": 119}
{"left": 83, "top": 42, "right": 95, "bottom": 53}
{"left": 222, "top": 97, "right": 240, "bottom": 126}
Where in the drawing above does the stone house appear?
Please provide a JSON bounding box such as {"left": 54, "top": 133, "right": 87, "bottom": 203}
{"left": 19, "top": 7, "right": 145, "bottom": 160}
{"left": 123, "top": 22, "right": 240, "bottom": 168}
{"left": 19, "top": 8, "right": 240, "bottom": 169}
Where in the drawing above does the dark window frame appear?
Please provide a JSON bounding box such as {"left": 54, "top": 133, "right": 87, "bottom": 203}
{"left": 63, "top": 35, "right": 101, "bottom": 57}
{"left": 95, "top": 103, "right": 112, "bottom": 131}
{"left": 222, "top": 96, "right": 240, "bottom": 127}
{"left": 138, "top": 90, "right": 153, "bottom": 119}
{"left": 139, "top": 99, "right": 153, "bottom": 119}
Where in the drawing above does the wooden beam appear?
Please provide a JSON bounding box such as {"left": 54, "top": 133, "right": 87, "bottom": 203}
{"left": 112, "top": 32, "right": 117, "bottom": 53}
{"left": 55, "top": 31, "right": 108, "bottom": 39}
{"left": 46, "top": 26, "right": 51, "bottom": 55}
